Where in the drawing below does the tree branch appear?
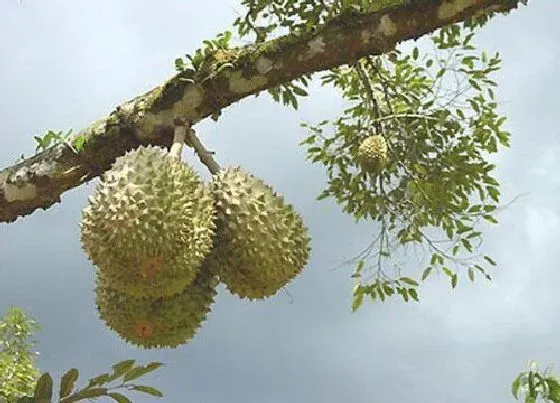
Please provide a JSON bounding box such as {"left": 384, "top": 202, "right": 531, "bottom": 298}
{"left": 0, "top": 0, "right": 524, "bottom": 223}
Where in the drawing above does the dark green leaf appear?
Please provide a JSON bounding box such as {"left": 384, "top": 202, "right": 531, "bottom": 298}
{"left": 59, "top": 368, "right": 79, "bottom": 399}
{"left": 130, "top": 385, "right": 164, "bottom": 398}
{"left": 461, "top": 238, "right": 473, "bottom": 252}
{"left": 103, "top": 360, "right": 136, "bottom": 384}
{"left": 399, "top": 277, "right": 419, "bottom": 287}
{"left": 60, "top": 387, "right": 108, "bottom": 403}
{"left": 421, "top": 267, "right": 433, "bottom": 281}
{"left": 86, "top": 373, "right": 111, "bottom": 388}
{"left": 122, "top": 363, "right": 164, "bottom": 383}
{"left": 291, "top": 86, "right": 308, "bottom": 97}
{"left": 107, "top": 392, "right": 133, "bottom": 403}
{"left": 33, "top": 373, "right": 53, "bottom": 401}
{"left": 430, "top": 253, "right": 438, "bottom": 266}
{"left": 487, "top": 186, "right": 500, "bottom": 202}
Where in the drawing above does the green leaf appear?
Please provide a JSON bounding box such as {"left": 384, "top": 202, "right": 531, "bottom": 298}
{"left": 483, "top": 255, "right": 497, "bottom": 266}
{"left": 107, "top": 392, "right": 133, "bottom": 403}
{"left": 59, "top": 368, "right": 79, "bottom": 399}
{"left": 97, "top": 359, "right": 136, "bottom": 386}
{"left": 511, "top": 373, "right": 524, "bottom": 400}
{"left": 430, "top": 253, "right": 439, "bottom": 266}
{"left": 399, "top": 277, "right": 419, "bottom": 287}
{"left": 468, "top": 267, "right": 474, "bottom": 282}
{"left": 299, "top": 135, "right": 316, "bottom": 145}
{"left": 546, "top": 378, "right": 560, "bottom": 402}
{"left": 130, "top": 385, "right": 164, "bottom": 398}
{"left": 111, "top": 360, "right": 136, "bottom": 375}
{"left": 487, "top": 186, "right": 500, "bottom": 202}
{"left": 461, "top": 238, "right": 473, "bottom": 252}
{"left": 112, "top": 360, "right": 136, "bottom": 374}
{"left": 71, "top": 136, "right": 86, "bottom": 152}
{"left": 421, "top": 266, "right": 433, "bottom": 281}
{"left": 86, "top": 373, "right": 111, "bottom": 388}
{"left": 352, "top": 292, "right": 364, "bottom": 312}
{"left": 412, "top": 47, "right": 419, "bottom": 60}
{"left": 451, "top": 274, "right": 458, "bottom": 288}
{"left": 354, "top": 259, "right": 365, "bottom": 275}
{"left": 291, "top": 86, "right": 308, "bottom": 97}
{"left": 33, "top": 373, "right": 53, "bottom": 401}
{"left": 60, "top": 387, "right": 107, "bottom": 403}
{"left": 122, "top": 363, "right": 164, "bottom": 383}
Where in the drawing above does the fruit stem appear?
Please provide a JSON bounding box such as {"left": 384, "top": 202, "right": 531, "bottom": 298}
{"left": 169, "top": 125, "right": 186, "bottom": 161}
{"left": 186, "top": 127, "right": 222, "bottom": 175}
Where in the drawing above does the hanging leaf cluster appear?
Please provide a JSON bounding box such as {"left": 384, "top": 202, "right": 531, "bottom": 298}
{"left": 300, "top": 23, "right": 511, "bottom": 306}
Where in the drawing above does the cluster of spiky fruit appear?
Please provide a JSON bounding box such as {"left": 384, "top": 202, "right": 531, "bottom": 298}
{"left": 357, "top": 134, "right": 388, "bottom": 173}
{"left": 80, "top": 145, "right": 311, "bottom": 349}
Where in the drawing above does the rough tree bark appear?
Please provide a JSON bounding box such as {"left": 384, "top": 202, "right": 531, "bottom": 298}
{"left": 0, "top": 0, "right": 524, "bottom": 223}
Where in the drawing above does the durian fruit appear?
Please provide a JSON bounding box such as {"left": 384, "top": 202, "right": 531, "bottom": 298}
{"left": 357, "top": 134, "right": 388, "bottom": 173}
{"left": 206, "top": 167, "right": 311, "bottom": 300}
{"left": 80, "top": 145, "right": 216, "bottom": 298}
{"left": 95, "top": 265, "right": 218, "bottom": 349}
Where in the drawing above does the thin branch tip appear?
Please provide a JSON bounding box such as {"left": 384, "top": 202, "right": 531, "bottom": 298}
{"left": 185, "top": 128, "right": 222, "bottom": 175}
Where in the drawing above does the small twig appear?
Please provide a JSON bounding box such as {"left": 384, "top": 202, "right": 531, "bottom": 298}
{"left": 185, "top": 125, "right": 222, "bottom": 175}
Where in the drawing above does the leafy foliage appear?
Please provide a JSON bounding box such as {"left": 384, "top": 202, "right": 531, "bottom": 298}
{"left": 512, "top": 361, "right": 560, "bottom": 403}
{"left": 233, "top": 0, "right": 411, "bottom": 43}
{"left": 233, "top": 0, "right": 527, "bottom": 43}
{"left": 17, "top": 360, "right": 164, "bottom": 403}
{"left": 0, "top": 307, "right": 41, "bottom": 403}
{"left": 32, "top": 129, "right": 86, "bottom": 155}
{"left": 230, "top": 0, "right": 524, "bottom": 116}
{"left": 299, "top": 23, "right": 510, "bottom": 305}
{"left": 174, "top": 31, "right": 238, "bottom": 121}
{"left": 0, "top": 307, "right": 164, "bottom": 403}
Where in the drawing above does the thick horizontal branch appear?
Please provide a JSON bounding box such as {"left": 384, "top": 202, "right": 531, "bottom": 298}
{"left": 0, "top": 0, "right": 524, "bottom": 223}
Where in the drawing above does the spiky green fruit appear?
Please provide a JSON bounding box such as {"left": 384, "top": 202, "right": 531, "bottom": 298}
{"left": 357, "top": 135, "right": 388, "bottom": 173}
{"left": 80, "top": 145, "right": 216, "bottom": 298}
{"left": 206, "top": 167, "right": 311, "bottom": 300}
{"left": 95, "top": 266, "right": 218, "bottom": 349}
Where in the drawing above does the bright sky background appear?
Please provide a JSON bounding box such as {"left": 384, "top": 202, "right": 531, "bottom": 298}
{"left": 1, "top": 1, "right": 559, "bottom": 402}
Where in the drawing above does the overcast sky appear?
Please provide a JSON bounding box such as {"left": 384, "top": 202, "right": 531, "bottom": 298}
{"left": 1, "top": 1, "right": 559, "bottom": 402}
